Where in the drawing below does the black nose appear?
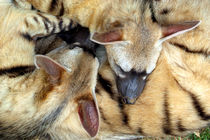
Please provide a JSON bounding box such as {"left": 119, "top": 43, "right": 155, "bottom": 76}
{"left": 116, "top": 71, "right": 147, "bottom": 104}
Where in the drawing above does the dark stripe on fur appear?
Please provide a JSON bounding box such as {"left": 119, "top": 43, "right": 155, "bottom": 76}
{"left": 59, "top": 20, "right": 63, "bottom": 31}
{"left": 117, "top": 96, "right": 124, "bottom": 109}
{"left": 50, "top": 22, "right": 56, "bottom": 34}
{"left": 149, "top": 1, "right": 158, "bottom": 22}
{"left": 175, "top": 79, "right": 210, "bottom": 120}
{"left": 35, "top": 85, "right": 54, "bottom": 101}
{"left": 98, "top": 73, "right": 129, "bottom": 126}
{"left": 21, "top": 32, "right": 33, "bottom": 41}
{"left": 190, "top": 93, "right": 210, "bottom": 120}
{"left": 33, "top": 16, "right": 39, "bottom": 23}
{"left": 31, "top": 5, "right": 36, "bottom": 10}
{"left": 38, "top": 99, "right": 66, "bottom": 130}
{"left": 0, "top": 66, "right": 35, "bottom": 78}
{"left": 49, "top": 0, "right": 58, "bottom": 12}
{"left": 24, "top": 19, "right": 29, "bottom": 28}
{"left": 37, "top": 13, "right": 52, "bottom": 33}
{"left": 68, "top": 21, "right": 73, "bottom": 30}
{"left": 116, "top": 97, "right": 129, "bottom": 126}
{"left": 122, "top": 111, "right": 129, "bottom": 125}
{"left": 160, "top": 9, "right": 170, "bottom": 15}
{"left": 95, "top": 87, "right": 101, "bottom": 95}
{"left": 162, "top": 90, "right": 172, "bottom": 135}
{"left": 177, "top": 119, "right": 187, "bottom": 132}
{"left": 98, "top": 74, "right": 114, "bottom": 98}
{"left": 44, "top": 21, "right": 50, "bottom": 33}
{"left": 0, "top": 97, "right": 67, "bottom": 139}
{"left": 37, "top": 13, "right": 51, "bottom": 24}
{"left": 37, "top": 13, "right": 53, "bottom": 33}
{"left": 59, "top": 2, "right": 64, "bottom": 16}
{"left": 137, "top": 127, "right": 145, "bottom": 135}
{"left": 99, "top": 107, "right": 111, "bottom": 125}
{"left": 170, "top": 42, "right": 209, "bottom": 56}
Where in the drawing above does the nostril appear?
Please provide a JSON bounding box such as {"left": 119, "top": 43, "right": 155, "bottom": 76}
{"left": 121, "top": 97, "right": 127, "bottom": 104}
{"left": 127, "top": 98, "right": 136, "bottom": 104}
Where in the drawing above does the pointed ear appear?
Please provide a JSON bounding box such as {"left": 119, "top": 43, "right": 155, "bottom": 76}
{"left": 90, "top": 28, "right": 126, "bottom": 45}
{"left": 160, "top": 20, "right": 201, "bottom": 43}
{"left": 35, "top": 55, "right": 68, "bottom": 84}
{"left": 78, "top": 100, "right": 99, "bottom": 137}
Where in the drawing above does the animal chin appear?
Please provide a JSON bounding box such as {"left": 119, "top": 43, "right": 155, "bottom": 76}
{"left": 78, "top": 100, "right": 99, "bottom": 137}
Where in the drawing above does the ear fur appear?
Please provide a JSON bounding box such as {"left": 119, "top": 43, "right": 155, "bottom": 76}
{"left": 34, "top": 55, "right": 69, "bottom": 84}
{"left": 160, "top": 20, "right": 201, "bottom": 43}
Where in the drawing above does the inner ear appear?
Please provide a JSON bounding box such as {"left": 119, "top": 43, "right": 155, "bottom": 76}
{"left": 78, "top": 100, "right": 99, "bottom": 137}
{"left": 35, "top": 55, "right": 67, "bottom": 84}
{"left": 90, "top": 28, "right": 124, "bottom": 45}
{"left": 160, "top": 21, "right": 201, "bottom": 42}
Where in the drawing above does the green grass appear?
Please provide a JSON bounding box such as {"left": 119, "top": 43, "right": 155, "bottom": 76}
{"left": 139, "top": 127, "right": 210, "bottom": 140}
{"left": 184, "top": 127, "right": 210, "bottom": 140}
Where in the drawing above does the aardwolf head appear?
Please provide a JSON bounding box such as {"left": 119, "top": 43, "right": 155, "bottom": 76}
{"left": 91, "top": 1, "right": 200, "bottom": 104}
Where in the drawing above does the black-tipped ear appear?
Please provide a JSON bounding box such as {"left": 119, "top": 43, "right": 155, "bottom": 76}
{"left": 161, "top": 21, "right": 201, "bottom": 42}
{"left": 90, "top": 28, "right": 124, "bottom": 45}
{"left": 35, "top": 55, "right": 67, "bottom": 84}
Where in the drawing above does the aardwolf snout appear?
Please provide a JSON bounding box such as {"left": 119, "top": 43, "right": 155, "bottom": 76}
{"left": 116, "top": 71, "right": 147, "bottom": 104}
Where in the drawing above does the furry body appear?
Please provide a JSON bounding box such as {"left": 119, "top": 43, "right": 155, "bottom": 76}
{"left": 1, "top": 24, "right": 209, "bottom": 139}
{"left": 0, "top": 2, "right": 99, "bottom": 139}
{"left": 96, "top": 46, "right": 210, "bottom": 138}
{"left": 33, "top": 28, "right": 210, "bottom": 138}
{"left": 96, "top": 0, "right": 210, "bottom": 137}
{"left": 151, "top": 0, "right": 210, "bottom": 55}
{"left": 38, "top": 29, "right": 210, "bottom": 139}
{"left": 0, "top": 1, "right": 76, "bottom": 69}
{"left": 14, "top": 0, "right": 201, "bottom": 103}
{"left": 0, "top": 0, "right": 209, "bottom": 139}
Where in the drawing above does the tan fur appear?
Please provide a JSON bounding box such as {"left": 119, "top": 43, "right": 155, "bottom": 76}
{"left": 34, "top": 35, "right": 210, "bottom": 139}
{"left": 1, "top": 0, "right": 209, "bottom": 139}
{"left": 95, "top": 0, "right": 210, "bottom": 136}
{"left": 152, "top": 0, "right": 210, "bottom": 55}
{"left": 14, "top": 0, "right": 197, "bottom": 78}
{"left": 95, "top": 44, "right": 210, "bottom": 138}
{"left": 0, "top": 2, "right": 76, "bottom": 69}
{"left": 13, "top": 0, "right": 202, "bottom": 104}
{"left": 1, "top": 29, "right": 209, "bottom": 139}
{"left": 34, "top": 34, "right": 210, "bottom": 139}
{"left": 0, "top": 2, "right": 99, "bottom": 139}
{"left": 0, "top": 44, "right": 99, "bottom": 139}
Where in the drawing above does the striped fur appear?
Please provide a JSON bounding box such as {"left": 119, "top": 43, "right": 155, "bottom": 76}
{"left": 95, "top": 0, "right": 210, "bottom": 135}
{"left": 0, "top": 0, "right": 209, "bottom": 139}
{"left": 151, "top": 0, "right": 210, "bottom": 56}
{"left": 34, "top": 28, "right": 210, "bottom": 139}
{"left": 1, "top": 24, "right": 209, "bottom": 139}
{"left": 14, "top": 0, "right": 202, "bottom": 104}
{"left": 0, "top": 2, "right": 100, "bottom": 139}
{"left": 0, "top": 43, "right": 99, "bottom": 139}
{"left": 96, "top": 45, "right": 210, "bottom": 138}
{"left": 0, "top": 1, "right": 76, "bottom": 70}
